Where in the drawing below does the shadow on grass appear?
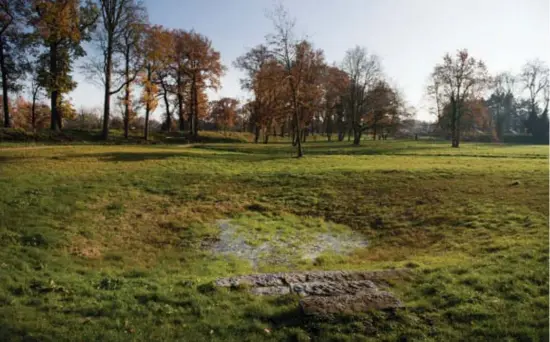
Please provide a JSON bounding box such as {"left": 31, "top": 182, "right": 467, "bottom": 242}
{"left": 46, "top": 148, "right": 547, "bottom": 164}
{"left": 66, "top": 151, "right": 292, "bottom": 163}
{"left": 192, "top": 142, "right": 437, "bottom": 156}
{"left": 193, "top": 142, "right": 548, "bottom": 159}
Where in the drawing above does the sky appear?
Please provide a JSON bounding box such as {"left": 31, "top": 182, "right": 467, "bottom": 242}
{"left": 69, "top": 0, "right": 550, "bottom": 122}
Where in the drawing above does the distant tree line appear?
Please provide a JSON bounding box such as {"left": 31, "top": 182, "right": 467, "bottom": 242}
{"left": 0, "top": 2, "right": 547, "bottom": 155}
{"left": 428, "top": 51, "right": 549, "bottom": 146}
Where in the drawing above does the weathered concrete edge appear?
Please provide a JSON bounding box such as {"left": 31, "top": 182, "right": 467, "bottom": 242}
{"left": 215, "top": 269, "right": 409, "bottom": 288}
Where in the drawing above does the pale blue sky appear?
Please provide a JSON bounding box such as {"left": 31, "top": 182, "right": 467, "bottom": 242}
{"left": 70, "top": 0, "right": 550, "bottom": 121}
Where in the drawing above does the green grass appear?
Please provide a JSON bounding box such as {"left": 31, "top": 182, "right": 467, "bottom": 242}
{"left": 0, "top": 127, "right": 254, "bottom": 145}
{"left": 0, "top": 139, "right": 548, "bottom": 341}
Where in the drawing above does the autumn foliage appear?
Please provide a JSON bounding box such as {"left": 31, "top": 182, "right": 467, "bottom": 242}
{"left": 0, "top": 3, "right": 546, "bottom": 149}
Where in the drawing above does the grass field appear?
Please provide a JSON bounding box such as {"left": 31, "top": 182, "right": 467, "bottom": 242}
{"left": 0, "top": 139, "right": 548, "bottom": 341}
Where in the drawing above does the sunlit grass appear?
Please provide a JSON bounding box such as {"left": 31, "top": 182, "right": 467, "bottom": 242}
{"left": 0, "top": 140, "right": 547, "bottom": 341}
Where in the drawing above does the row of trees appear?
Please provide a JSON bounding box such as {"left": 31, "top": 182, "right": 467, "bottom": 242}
{"left": 429, "top": 51, "right": 549, "bottom": 147}
{"left": 234, "top": 6, "right": 409, "bottom": 156}
{"left": 1, "top": 2, "right": 547, "bottom": 154}
{"left": 0, "top": 0, "right": 224, "bottom": 141}
{"left": 2, "top": 2, "right": 410, "bottom": 157}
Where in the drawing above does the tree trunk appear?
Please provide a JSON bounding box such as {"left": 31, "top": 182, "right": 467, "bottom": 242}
{"left": 294, "top": 119, "right": 303, "bottom": 157}
{"left": 280, "top": 122, "right": 285, "bottom": 137}
{"left": 177, "top": 73, "right": 185, "bottom": 131}
{"left": 454, "top": 122, "right": 461, "bottom": 148}
{"left": 290, "top": 85, "right": 303, "bottom": 157}
{"left": 123, "top": 47, "right": 130, "bottom": 139}
{"left": 102, "top": 37, "right": 113, "bottom": 140}
{"left": 326, "top": 113, "right": 332, "bottom": 142}
{"left": 0, "top": 38, "right": 10, "bottom": 128}
{"left": 49, "top": 44, "right": 59, "bottom": 131}
{"left": 302, "top": 128, "right": 307, "bottom": 143}
{"left": 352, "top": 123, "right": 361, "bottom": 145}
{"left": 56, "top": 98, "right": 63, "bottom": 129}
{"left": 144, "top": 104, "right": 150, "bottom": 140}
{"left": 263, "top": 130, "right": 269, "bottom": 144}
{"left": 161, "top": 82, "right": 171, "bottom": 131}
{"left": 31, "top": 97, "right": 36, "bottom": 131}
{"left": 254, "top": 125, "right": 260, "bottom": 143}
{"left": 190, "top": 75, "right": 198, "bottom": 138}
{"left": 353, "top": 129, "right": 361, "bottom": 145}
{"left": 451, "top": 100, "right": 459, "bottom": 148}
{"left": 144, "top": 66, "right": 151, "bottom": 140}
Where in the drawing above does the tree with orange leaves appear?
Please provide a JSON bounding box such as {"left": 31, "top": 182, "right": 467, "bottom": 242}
{"left": 440, "top": 99, "right": 491, "bottom": 137}
{"left": 181, "top": 31, "right": 224, "bottom": 139}
{"left": 209, "top": 97, "right": 239, "bottom": 132}
{"left": 169, "top": 29, "right": 190, "bottom": 131}
{"left": 234, "top": 44, "right": 276, "bottom": 142}
{"left": 138, "top": 24, "right": 167, "bottom": 140}
{"left": 252, "top": 59, "right": 287, "bottom": 143}
{"left": 30, "top": 0, "right": 99, "bottom": 131}
{"left": 293, "top": 41, "right": 326, "bottom": 143}
{"left": 322, "top": 65, "right": 349, "bottom": 141}
{"left": 267, "top": 5, "right": 326, "bottom": 155}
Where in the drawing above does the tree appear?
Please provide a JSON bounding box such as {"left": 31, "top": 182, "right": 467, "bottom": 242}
{"left": 91, "top": 0, "right": 146, "bottom": 139}
{"left": 520, "top": 59, "right": 549, "bottom": 142}
{"left": 116, "top": 1, "right": 146, "bottom": 138}
{"left": 31, "top": 0, "right": 98, "bottom": 131}
{"left": 266, "top": 4, "right": 304, "bottom": 156}
{"left": 321, "top": 65, "right": 349, "bottom": 141}
{"left": 138, "top": 24, "right": 163, "bottom": 140}
{"left": 486, "top": 72, "right": 516, "bottom": 140}
{"left": 293, "top": 41, "right": 326, "bottom": 144}
{"left": 440, "top": 99, "right": 491, "bottom": 137}
{"left": 364, "top": 80, "right": 402, "bottom": 140}
{"left": 57, "top": 94, "right": 76, "bottom": 122}
{"left": 210, "top": 97, "right": 239, "bottom": 132}
{"left": 234, "top": 44, "right": 273, "bottom": 142}
{"left": 430, "top": 49, "right": 490, "bottom": 147}
{"left": 252, "top": 59, "right": 287, "bottom": 143}
{"left": 170, "top": 29, "right": 190, "bottom": 131}
{"left": 150, "top": 27, "right": 174, "bottom": 131}
{"left": 28, "top": 62, "right": 46, "bottom": 131}
{"left": 183, "top": 31, "right": 224, "bottom": 139}
{"left": 0, "top": 0, "right": 31, "bottom": 128}
{"left": 341, "top": 46, "right": 382, "bottom": 145}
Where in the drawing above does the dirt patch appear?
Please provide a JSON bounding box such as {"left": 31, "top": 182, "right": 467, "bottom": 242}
{"left": 70, "top": 245, "right": 102, "bottom": 259}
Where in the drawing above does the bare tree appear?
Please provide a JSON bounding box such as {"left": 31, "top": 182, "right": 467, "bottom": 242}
{"left": 117, "top": 2, "right": 146, "bottom": 138}
{"left": 95, "top": 0, "right": 145, "bottom": 140}
{"left": 487, "top": 72, "right": 516, "bottom": 139}
{"left": 427, "top": 78, "right": 445, "bottom": 125}
{"left": 520, "top": 59, "right": 549, "bottom": 133}
{"left": 430, "top": 49, "right": 490, "bottom": 147}
{"left": 266, "top": 4, "right": 304, "bottom": 157}
{"left": 341, "top": 46, "right": 382, "bottom": 145}
{"left": 28, "top": 63, "right": 45, "bottom": 132}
